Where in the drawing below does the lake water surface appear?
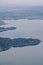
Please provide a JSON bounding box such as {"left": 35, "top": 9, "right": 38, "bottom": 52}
{"left": 0, "top": 19, "right": 43, "bottom": 65}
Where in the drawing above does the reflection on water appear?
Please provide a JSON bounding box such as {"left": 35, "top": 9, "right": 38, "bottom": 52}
{"left": 0, "top": 37, "right": 41, "bottom": 52}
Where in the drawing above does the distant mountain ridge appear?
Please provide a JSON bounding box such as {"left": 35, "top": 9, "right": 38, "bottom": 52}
{"left": 0, "top": 6, "right": 43, "bottom": 20}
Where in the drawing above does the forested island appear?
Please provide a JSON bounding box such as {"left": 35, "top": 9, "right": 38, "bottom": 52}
{"left": 0, "top": 38, "right": 41, "bottom": 52}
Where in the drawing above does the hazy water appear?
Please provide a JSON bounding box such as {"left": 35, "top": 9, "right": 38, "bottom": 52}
{"left": 0, "top": 20, "right": 43, "bottom": 65}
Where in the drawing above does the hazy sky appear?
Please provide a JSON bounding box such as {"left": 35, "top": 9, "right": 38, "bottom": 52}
{"left": 0, "top": 0, "right": 43, "bottom": 6}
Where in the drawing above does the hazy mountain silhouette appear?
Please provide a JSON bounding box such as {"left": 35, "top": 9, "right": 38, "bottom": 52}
{"left": 0, "top": 38, "right": 41, "bottom": 52}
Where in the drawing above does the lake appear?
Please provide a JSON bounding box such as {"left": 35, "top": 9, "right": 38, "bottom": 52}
{"left": 0, "top": 19, "right": 43, "bottom": 65}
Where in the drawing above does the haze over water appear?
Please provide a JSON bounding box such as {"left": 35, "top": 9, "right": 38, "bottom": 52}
{"left": 0, "top": 0, "right": 43, "bottom": 64}
{"left": 0, "top": 19, "right": 43, "bottom": 65}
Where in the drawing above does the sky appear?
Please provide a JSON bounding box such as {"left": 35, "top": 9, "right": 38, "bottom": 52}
{"left": 0, "top": 0, "right": 43, "bottom": 7}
